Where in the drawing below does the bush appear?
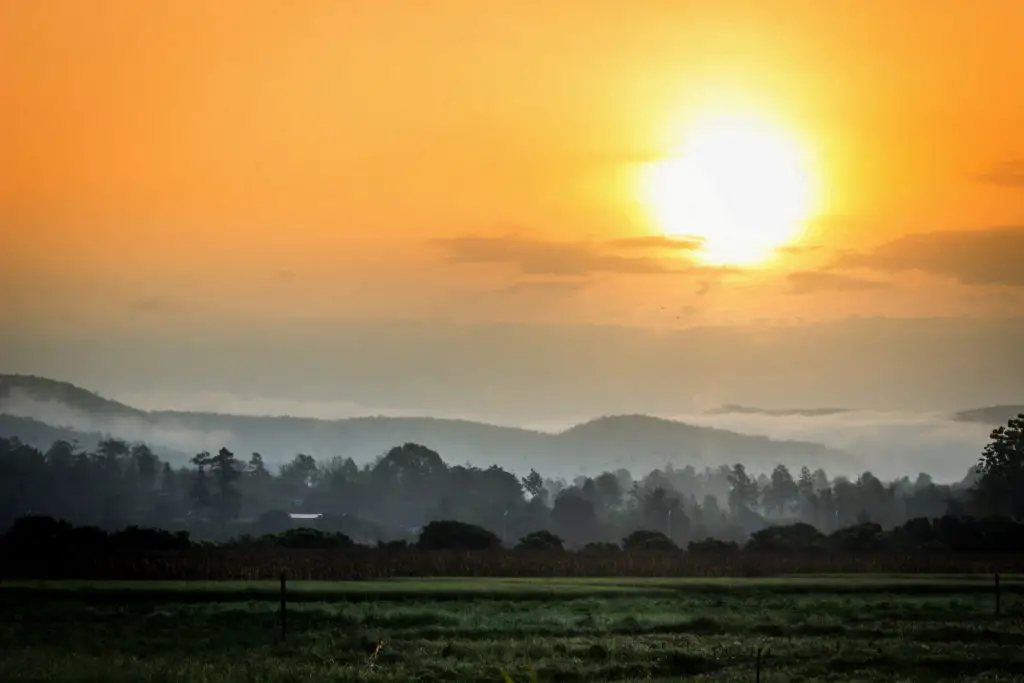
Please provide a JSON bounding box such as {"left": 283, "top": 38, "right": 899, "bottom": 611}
{"left": 580, "top": 541, "right": 621, "bottom": 553}
{"left": 417, "top": 520, "right": 501, "bottom": 550}
{"left": 268, "top": 528, "right": 354, "bottom": 549}
{"left": 622, "top": 530, "right": 677, "bottom": 552}
{"left": 827, "top": 522, "right": 886, "bottom": 553}
{"left": 746, "top": 523, "right": 825, "bottom": 553}
{"left": 110, "top": 526, "right": 191, "bottom": 551}
{"left": 687, "top": 538, "right": 740, "bottom": 554}
{"left": 515, "top": 530, "right": 564, "bottom": 551}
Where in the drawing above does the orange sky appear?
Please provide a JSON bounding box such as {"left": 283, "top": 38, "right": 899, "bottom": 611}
{"left": 3, "top": 1, "right": 1024, "bottom": 334}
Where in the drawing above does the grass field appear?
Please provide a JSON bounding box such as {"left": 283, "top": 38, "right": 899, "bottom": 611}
{"left": 3, "top": 576, "right": 1024, "bottom": 682}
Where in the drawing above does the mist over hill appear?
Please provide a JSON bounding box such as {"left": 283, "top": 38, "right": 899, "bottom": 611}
{"left": 951, "top": 405, "right": 1024, "bottom": 426}
{"left": 704, "top": 405, "right": 852, "bottom": 418}
{"left": 1, "top": 374, "right": 861, "bottom": 479}
{"left": 2, "top": 374, "right": 1014, "bottom": 481}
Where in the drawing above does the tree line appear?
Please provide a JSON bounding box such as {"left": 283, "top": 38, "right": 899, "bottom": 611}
{"left": 1, "top": 414, "right": 1021, "bottom": 551}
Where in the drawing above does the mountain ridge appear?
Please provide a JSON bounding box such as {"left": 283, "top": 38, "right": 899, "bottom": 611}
{"left": 2, "top": 373, "right": 861, "bottom": 477}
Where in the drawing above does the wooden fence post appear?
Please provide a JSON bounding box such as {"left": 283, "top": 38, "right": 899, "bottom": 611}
{"left": 280, "top": 570, "right": 288, "bottom": 640}
{"left": 995, "top": 572, "right": 1001, "bottom": 617}
{"left": 755, "top": 646, "right": 763, "bottom": 683}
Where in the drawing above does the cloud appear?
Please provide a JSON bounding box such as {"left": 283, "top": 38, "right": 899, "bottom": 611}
{"left": 127, "top": 296, "right": 183, "bottom": 314}
{"left": 976, "top": 160, "right": 1024, "bottom": 189}
{"left": 495, "top": 280, "right": 588, "bottom": 296}
{"left": 833, "top": 227, "right": 1024, "bottom": 287}
{"left": 607, "top": 235, "right": 705, "bottom": 251}
{"left": 786, "top": 270, "right": 890, "bottom": 295}
{"left": 776, "top": 245, "right": 823, "bottom": 256}
{"left": 434, "top": 234, "right": 706, "bottom": 276}
{"left": 706, "top": 404, "right": 851, "bottom": 417}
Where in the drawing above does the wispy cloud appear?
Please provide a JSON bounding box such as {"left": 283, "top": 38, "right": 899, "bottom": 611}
{"left": 976, "top": 160, "right": 1024, "bottom": 189}
{"left": 832, "top": 226, "right": 1024, "bottom": 287}
{"left": 495, "top": 280, "right": 588, "bottom": 296}
{"left": 607, "top": 235, "right": 705, "bottom": 251}
{"left": 127, "top": 296, "right": 183, "bottom": 314}
{"left": 434, "top": 234, "right": 720, "bottom": 276}
{"left": 776, "top": 245, "right": 823, "bottom": 256}
{"left": 786, "top": 270, "right": 890, "bottom": 295}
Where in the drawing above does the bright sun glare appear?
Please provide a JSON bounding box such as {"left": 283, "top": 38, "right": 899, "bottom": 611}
{"left": 642, "top": 114, "right": 816, "bottom": 266}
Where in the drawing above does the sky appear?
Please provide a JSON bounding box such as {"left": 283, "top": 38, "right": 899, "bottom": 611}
{"left": 2, "top": 1, "right": 1023, "bottom": 423}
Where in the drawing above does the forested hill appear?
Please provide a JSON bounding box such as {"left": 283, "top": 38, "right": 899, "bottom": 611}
{"left": 1, "top": 373, "right": 857, "bottom": 476}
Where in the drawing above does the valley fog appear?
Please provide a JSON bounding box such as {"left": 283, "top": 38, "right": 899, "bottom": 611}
{"left": 0, "top": 381, "right": 996, "bottom": 483}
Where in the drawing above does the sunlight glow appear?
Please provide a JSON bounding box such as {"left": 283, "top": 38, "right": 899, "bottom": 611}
{"left": 641, "top": 114, "right": 817, "bottom": 266}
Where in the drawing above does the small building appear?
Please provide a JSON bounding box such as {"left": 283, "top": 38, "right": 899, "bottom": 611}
{"left": 288, "top": 513, "right": 323, "bottom": 521}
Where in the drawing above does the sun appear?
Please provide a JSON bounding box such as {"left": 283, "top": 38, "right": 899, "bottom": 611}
{"left": 641, "top": 114, "right": 816, "bottom": 266}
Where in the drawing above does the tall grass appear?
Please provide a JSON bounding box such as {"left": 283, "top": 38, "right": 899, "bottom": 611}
{"left": 2, "top": 547, "right": 1020, "bottom": 581}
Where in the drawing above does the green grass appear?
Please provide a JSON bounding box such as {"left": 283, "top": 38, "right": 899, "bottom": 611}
{"left": 2, "top": 577, "right": 1024, "bottom": 681}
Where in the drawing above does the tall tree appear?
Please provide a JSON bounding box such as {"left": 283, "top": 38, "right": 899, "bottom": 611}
{"left": 189, "top": 451, "right": 212, "bottom": 511}
{"left": 764, "top": 464, "right": 797, "bottom": 517}
{"left": 247, "top": 452, "right": 270, "bottom": 480}
{"left": 551, "top": 490, "right": 598, "bottom": 547}
{"left": 974, "top": 414, "right": 1024, "bottom": 519}
{"left": 727, "top": 464, "right": 759, "bottom": 513}
{"left": 159, "top": 462, "right": 177, "bottom": 496}
{"left": 639, "top": 487, "right": 687, "bottom": 541}
{"left": 209, "top": 447, "right": 243, "bottom": 523}
{"left": 521, "top": 469, "right": 545, "bottom": 500}
{"left": 131, "top": 444, "right": 160, "bottom": 493}
{"left": 797, "top": 466, "right": 815, "bottom": 495}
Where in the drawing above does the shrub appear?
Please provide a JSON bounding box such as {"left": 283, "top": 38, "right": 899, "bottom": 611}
{"left": 417, "top": 520, "right": 501, "bottom": 550}
{"left": 580, "top": 541, "right": 621, "bottom": 553}
{"left": 515, "top": 530, "right": 564, "bottom": 551}
{"left": 622, "top": 530, "right": 677, "bottom": 552}
{"left": 687, "top": 538, "right": 740, "bottom": 554}
{"left": 828, "top": 522, "right": 886, "bottom": 553}
{"left": 746, "top": 523, "right": 825, "bottom": 553}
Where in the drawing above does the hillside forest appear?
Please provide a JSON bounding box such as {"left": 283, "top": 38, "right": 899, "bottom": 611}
{"left": 2, "top": 414, "right": 1023, "bottom": 556}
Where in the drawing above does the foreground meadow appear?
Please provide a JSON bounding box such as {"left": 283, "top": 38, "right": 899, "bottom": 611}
{"left": 3, "top": 577, "right": 1024, "bottom": 682}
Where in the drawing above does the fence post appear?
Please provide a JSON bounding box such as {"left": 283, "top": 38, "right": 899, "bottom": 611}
{"left": 995, "top": 572, "right": 1001, "bottom": 617}
{"left": 755, "top": 646, "right": 763, "bottom": 683}
{"left": 280, "top": 570, "right": 288, "bottom": 640}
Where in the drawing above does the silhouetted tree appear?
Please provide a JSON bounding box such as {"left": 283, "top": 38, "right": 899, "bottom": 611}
{"left": 727, "top": 464, "right": 758, "bottom": 513}
{"left": 521, "top": 469, "right": 545, "bottom": 500}
{"left": 417, "top": 520, "right": 500, "bottom": 550}
{"left": 209, "top": 447, "right": 242, "bottom": 523}
{"left": 515, "top": 530, "right": 564, "bottom": 551}
{"left": 551, "top": 490, "right": 598, "bottom": 547}
{"left": 973, "top": 414, "right": 1024, "bottom": 519}
{"left": 622, "top": 529, "right": 677, "bottom": 552}
{"left": 189, "top": 452, "right": 211, "bottom": 511}
{"left": 764, "top": 464, "right": 797, "bottom": 517}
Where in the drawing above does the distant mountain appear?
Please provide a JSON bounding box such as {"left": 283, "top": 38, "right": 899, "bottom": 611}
{"left": 951, "top": 405, "right": 1024, "bottom": 426}
{"left": 0, "top": 414, "right": 103, "bottom": 451}
{"left": 0, "top": 374, "right": 859, "bottom": 477}
{"left": 0, "top": 374, "right": 145, "bottom": 418}
{"left": 0, "top": 413, "right": 194, "bottom": 461}
{"left": 705, "top": 404, "right": 851, "bottom": 418}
